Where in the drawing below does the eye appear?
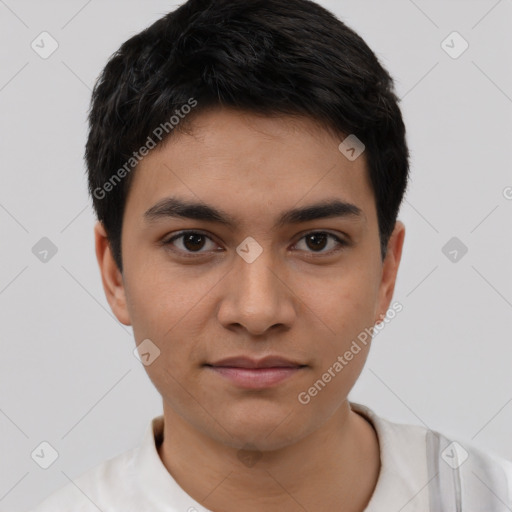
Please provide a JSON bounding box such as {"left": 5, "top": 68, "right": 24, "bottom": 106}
{"left": 293, "top": 231, "right": 347, "bottom": 255}
{"left": 162, "top": 230, "right": 347, "bottom": 258}
{"left": 162, "top": 230, "right": 220, "bottom": 257}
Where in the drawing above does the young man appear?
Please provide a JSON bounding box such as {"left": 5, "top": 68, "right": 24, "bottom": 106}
{"left": 29, "top": 0, "right": 512, "bottom": 510}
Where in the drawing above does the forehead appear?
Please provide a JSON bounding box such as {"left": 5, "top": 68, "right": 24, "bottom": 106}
{"left": 124, "top": 108, "right": 375, "bottom": 229}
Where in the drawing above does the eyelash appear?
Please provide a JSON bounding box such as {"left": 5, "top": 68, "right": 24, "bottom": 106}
{"left": 161, "top": 230, "right": 348, "bottom": 259}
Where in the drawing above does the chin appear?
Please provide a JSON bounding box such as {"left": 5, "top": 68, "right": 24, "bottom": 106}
{"left": 219, "top": 411, "right": 312, "bottom": 450}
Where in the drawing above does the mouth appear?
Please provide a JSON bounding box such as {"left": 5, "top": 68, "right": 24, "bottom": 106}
{"left": 204, "top": 356, "right": 308, "bottom": 389}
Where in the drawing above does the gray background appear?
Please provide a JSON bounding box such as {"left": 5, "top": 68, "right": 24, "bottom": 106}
{"left": 0, "top": 0, "right": 511, "bottom": 510}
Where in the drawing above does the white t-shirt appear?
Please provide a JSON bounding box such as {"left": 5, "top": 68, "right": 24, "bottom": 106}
{"left": 27, "top": 401, "right": 512, "bottom": 511}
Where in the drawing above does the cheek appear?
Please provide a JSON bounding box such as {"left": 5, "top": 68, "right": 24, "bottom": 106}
{"left": 298, "top": 263, "right": 380, "bottom": 337}
{"left": 124, "top": 265, "right": 220, "bottom": 379}
{"left": 125, "top": 262, "right": 205, "bottom": 334}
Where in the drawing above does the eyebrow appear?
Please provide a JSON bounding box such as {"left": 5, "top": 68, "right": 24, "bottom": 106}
{"left": 144, "top": 196, "right": 365, "bottom": 229}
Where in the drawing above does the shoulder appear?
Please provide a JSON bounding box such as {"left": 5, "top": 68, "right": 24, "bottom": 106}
{"left": 426, "top": 427, "right": 512, "bottom": 507}
{"left": 26, "top": 446, "right": 139, "bottom": 512}
{"left": 27, "top": 415, "right": 167, "bottom": 512}
{"left": 351, "top": 401, "right": 512, "bottom": 508}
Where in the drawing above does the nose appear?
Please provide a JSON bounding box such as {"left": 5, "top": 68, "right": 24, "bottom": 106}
{"left": 217, "top": 247, "right": 297, "bottom": 337}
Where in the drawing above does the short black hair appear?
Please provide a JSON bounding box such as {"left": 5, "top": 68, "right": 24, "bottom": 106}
{"left": 86, "top": 0, "right": 409, "bottom": 271}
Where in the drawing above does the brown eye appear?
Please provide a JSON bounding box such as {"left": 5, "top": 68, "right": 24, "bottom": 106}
{"left": 305, "top": 233, "right": 329, "bottom": 251}
{"left": 294, "top": 232, "right": 346, "bottom": 255}
{"left": 181, "top": 233, "right": 207, "bottom": 252}
{"left": 163, "top": 231, "right": 219, "bottom": 256}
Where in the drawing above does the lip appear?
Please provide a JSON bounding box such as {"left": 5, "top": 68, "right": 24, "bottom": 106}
{"left": 208, "top": 356, "right": 304, "bottom": 369}
{"left": 205, "top": 356, "right": 307, "bottom": 389}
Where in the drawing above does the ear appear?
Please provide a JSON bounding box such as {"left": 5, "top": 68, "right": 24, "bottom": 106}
{"left": 375, "top": 221, "right": 405, "bottom": 323}
{"left": 94, "top": 221, "right": 132, "bottom": 326}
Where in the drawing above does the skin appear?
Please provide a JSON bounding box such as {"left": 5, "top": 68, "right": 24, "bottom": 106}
{"left": 95, "top": 107, "right": 405, "bottom": 512}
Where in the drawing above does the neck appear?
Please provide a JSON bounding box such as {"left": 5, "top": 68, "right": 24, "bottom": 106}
{"left": 157, "top": 401, "right": 381, "bottom": 512}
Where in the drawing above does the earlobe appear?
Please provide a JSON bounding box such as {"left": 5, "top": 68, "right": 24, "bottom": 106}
{"left": 94, "top": 221, "right": 132, "bottom": 326}
{"left": 375, "top": 221, "right": 405, "bottom": 323}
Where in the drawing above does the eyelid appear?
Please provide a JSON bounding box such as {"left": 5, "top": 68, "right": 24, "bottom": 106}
{"left": 162, "top": 229, "right": 221, "bottom": 257}
{"left": 291, "top": 231, "right": 349, "bottom": 255}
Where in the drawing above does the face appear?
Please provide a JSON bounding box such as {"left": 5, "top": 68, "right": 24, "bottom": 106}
{"left": 96, "top": 107, "right": 404, "bottom": 451}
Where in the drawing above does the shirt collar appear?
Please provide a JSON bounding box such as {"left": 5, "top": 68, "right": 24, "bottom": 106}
{"left": 133, "top": 401, "right": 428, "bottom": 511}
{"left": 350, "top": 401, "right": 429, "bottom": 511}
{"left": 133, "top": 415, "right": 211, "bottom": 510}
